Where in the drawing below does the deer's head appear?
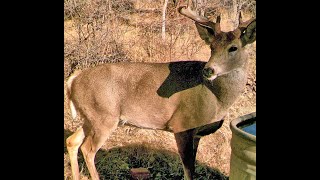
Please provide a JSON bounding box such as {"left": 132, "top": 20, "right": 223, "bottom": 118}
{"left": 178, "top": 6, "right": 256, "bottom": 81}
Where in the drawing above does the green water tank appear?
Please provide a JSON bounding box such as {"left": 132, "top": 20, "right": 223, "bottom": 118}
{"left": 229, "top": 112, "right": 256, "bottom": 180}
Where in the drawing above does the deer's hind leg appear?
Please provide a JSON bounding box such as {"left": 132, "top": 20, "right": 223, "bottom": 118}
{"left": 66, "top": 127, "right": 85, "bottom": 180}
{"left": 80, "top": 115, "right": 119, "bottom": 180}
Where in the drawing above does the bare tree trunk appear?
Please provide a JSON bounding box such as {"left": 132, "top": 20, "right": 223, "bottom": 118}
{"left": 108, "top": 0, "right": 112, "bottom": 12}
{"left": 162, "top": 0, "right": 169, "bottom": 41}
{"left": 197, "top": 0, "right": 206, "bottom": 16}
{"left": 233, "top": 0, "right": 239, "bottom": 28}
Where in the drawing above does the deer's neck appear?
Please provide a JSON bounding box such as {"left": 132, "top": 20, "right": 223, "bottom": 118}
{"left": 204, "top": 67, "right": 248, "bottom": 109}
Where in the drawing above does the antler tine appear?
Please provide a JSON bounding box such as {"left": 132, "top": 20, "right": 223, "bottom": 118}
{"left": 233, "top": 12, "right": 255, "bottom": 38}
{"left": 239, "top": 12, "right": 243, "bottom": 25}
{"left": 215, "top": 15, "right": 221, "bottom": 34}
{"left": 177, "top": 5, "right": 215, "bottom": 29}
{"left": 238, "top": 12, "right": 255, "bottom": 30}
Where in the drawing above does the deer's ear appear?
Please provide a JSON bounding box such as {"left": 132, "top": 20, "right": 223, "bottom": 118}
{"left": 195, "top": 23, "right": 215, "bottom": 45}
{"left": 240, "top": 19, "right": 256, "bottom": 47}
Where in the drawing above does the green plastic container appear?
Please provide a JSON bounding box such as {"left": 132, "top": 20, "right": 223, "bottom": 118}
{"left": 229, "top": 112, "right": 256, "bottom": 180}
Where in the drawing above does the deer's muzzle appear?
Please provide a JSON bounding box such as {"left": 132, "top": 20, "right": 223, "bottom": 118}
{"left": 203, "top": 67, "right": 214, "bottom": 78}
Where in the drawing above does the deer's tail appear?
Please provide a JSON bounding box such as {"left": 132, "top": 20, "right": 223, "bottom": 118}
{"left": 66, "top": 70, "right": 81, "bottom": 119}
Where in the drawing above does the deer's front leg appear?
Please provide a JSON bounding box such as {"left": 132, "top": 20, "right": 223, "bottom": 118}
{"left": 174, "top": 129, "right": 200, "bottom": 180}
{"left": 174, "top": 119, "right": 224, "bottom": 179}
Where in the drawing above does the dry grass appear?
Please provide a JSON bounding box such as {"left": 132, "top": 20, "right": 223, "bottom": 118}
{"left": 64, "top": 0, "right": 255, "bottom": 179}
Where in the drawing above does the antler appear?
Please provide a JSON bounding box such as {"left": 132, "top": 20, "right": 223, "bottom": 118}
{"left": 233, "top": 12, "right": 256, "bottom": 38}
{"left": 177, "top": 5, "right": 221, "bottom": 34}
{"left": 238, "top": 12, "right": 255, "bottom": 31}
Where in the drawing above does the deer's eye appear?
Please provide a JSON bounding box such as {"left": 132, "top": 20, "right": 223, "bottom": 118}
{"left": 228, "top": 46, "right": 238, "bottom": 52}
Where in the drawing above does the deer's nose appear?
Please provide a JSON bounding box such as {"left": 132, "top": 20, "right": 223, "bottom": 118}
{"left": 203, "top": 67, "right": 214, "bottom": 78}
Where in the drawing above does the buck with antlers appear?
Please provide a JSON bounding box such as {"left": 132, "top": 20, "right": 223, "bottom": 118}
{"left": 65, "top": 4, "right": 256, "bottom": 180}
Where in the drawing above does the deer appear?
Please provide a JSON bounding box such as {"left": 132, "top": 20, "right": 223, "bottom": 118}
{"left": 65, "top": 4, "right": 256, "bottom": 180}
